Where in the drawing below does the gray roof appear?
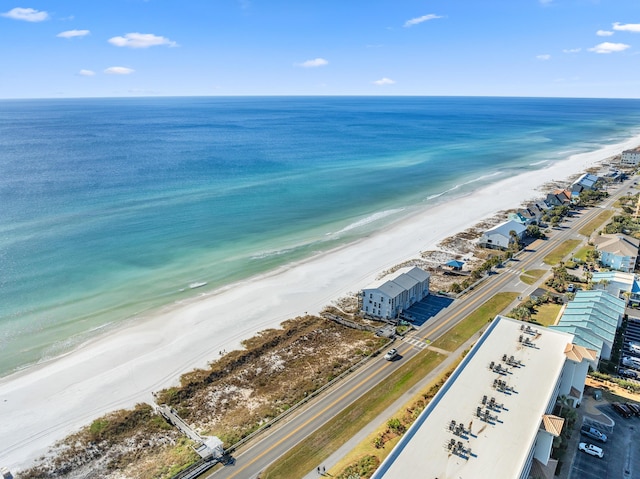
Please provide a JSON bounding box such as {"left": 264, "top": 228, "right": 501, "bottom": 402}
{"left": 592, "top": 233, "right": 640, "bottom": 257}
{"left": 485, "top": 219, "right": 527, "bottom": 237}
{"left": 363, "top": 266, "right": 430, "bottom": 300}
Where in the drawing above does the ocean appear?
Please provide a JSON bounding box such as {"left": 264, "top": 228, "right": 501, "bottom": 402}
{"left": 1, "top": 96, "right": 640, "bottom": 376}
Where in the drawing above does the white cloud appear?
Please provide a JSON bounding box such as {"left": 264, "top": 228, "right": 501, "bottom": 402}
{"left": 562, "top": 48, "right": 581, "bottom": 53}
{"left": 372, "top": 77, "right": 395, "bottom": 86}
{"left": 613, "top": 22, "right": 640, "bottom": 33}
{"left": 536, "top": 54, "right": 551, "bottom": 60}
{"left": 296, "top": 58, "right": 328, "bottom": 68}
{"left": 597, "top": 30, "right": 614, "bottom": 37}
{"left": 108, "top": 33, "right": 176, "bottom": 48}
{"left": 588, "top": 42, "right": 630, "bottom": 54}
{"left": 57, "top": 29, "right": 90, "bottom": 39}
{"left": 104, "top": 66, "right": 135, "bottom": 75}
{"left": 404, "top": 14, "right": 442, "bottom": 28}
{"left": 1, "top": 7, "right": 48, "bottom": 22}
{"left": 78, "top": 69, "right": 95, "bottom": 76}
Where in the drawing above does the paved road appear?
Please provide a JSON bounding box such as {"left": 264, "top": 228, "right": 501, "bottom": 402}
{"left": 207, "top": 181, "right": 632, "bottom": 479}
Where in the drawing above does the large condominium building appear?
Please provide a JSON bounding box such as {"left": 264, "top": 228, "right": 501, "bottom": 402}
{"left": 371, "top": 316, "right": 596, "bottom": 479}
{"left": 360, "top": 266, "right": 430, "bottom": 320}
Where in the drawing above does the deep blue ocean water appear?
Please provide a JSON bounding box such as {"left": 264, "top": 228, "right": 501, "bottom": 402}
{"left": 1, "top": 96, "right": 640, "bottom": 376}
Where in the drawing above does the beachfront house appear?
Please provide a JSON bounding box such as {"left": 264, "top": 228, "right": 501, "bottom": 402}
{"left": 478, "top": 220, "right": 527, "bottom": 250}
{"left": 621, "top": 149, "right": 640, "bottom": 167}
{"left": 592, "top": 233, "right": 640, "bottom": 273}
{"left": 545, "top": 189, "right": 572, "bottom": 207}
{"left": 508, "top": 202, "right": 545, "bottom": 226}
{"left": 360, "top": 266, "right": 430, "bottom": 320}
{"left": 570, "top": 173, "right": 599, "bottom": 198}
{"left": 371, "top": 316, "right": 597, "bottom": 479}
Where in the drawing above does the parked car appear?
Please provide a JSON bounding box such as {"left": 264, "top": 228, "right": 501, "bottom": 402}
{"left": 619, "top": 368, "right": 638, "bottom": 379}
{"left": 384, "top": 348, "right": 398, "bottom": 361}
{"left": 578, "top": 442, "right": 604, "bottom": 458}
{"left": 612, "top": 402, "right": 633, "bottom": 418}
{"left": 622, "top": 356, "right": 640, "bottom": 370}
{"left": 625, "top": 402, "right": 640, "bottom": 416}
{"left": 567, "top": 283, "right": 576, "bottom": 293}
{"left": 580, "top": 425, "right": 607, "bottom": 443}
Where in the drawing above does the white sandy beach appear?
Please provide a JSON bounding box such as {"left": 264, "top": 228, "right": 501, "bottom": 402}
{"left": 2, "top": 135, "right": 640, "bottom": 473}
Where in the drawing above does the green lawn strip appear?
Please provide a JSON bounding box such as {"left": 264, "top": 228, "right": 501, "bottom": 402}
{"left": 543, "top": 239, "right": 582, "bottom": 266}
{"left": 578, "top": 210, "right": 613, "bottom": 237}
{"left": 519, "top": 269, "right": 547, "bottom": 285}
{"left": 573, "top": 245, "right": 593, "bottom": 263}
{"left": 429, "top": 292, "right": 518, "bottom": 352}
{"left": 531, "top": 302, "right": 563, "bottom": 327}
{"left": 261, "top": 349, "right": 447, "bottom": 479}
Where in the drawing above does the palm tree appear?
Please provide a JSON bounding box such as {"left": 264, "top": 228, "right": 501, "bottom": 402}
{"left": 556, "top": 394, "right": 572, "bottom": 417}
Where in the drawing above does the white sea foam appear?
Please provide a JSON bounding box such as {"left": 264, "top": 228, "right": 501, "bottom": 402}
{"left": 426, "top": 171, "right": 503, "bottom": 201}
{"left": 529, "top": 160, "right": 549, "bottom": 166}
{"left": 331, "top": 208, "right": 405, "bottom": 236}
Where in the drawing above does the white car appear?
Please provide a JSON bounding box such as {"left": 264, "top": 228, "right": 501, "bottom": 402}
{"left": 578, "top": 442, "right": 604, "bottom": 458}
{"left": 384, "top": 348, "right": 398, "bottom": 361}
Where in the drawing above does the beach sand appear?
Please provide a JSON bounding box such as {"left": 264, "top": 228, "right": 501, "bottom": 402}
{"left": 2, "top": 135, "right": 640, "bottom": 472}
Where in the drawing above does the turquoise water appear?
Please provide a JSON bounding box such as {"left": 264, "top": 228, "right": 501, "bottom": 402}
{"left": 1, "top": 96, "right": 640, "bottom": 376}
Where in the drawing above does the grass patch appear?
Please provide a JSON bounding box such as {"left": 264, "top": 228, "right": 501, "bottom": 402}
{"left": 530, "top": 302, "right": 563, "bottom": 327}
{"left": 579, "top": 210, "right": 613, "bottom": 237}
{"left": 429, "top": 292, "right": 518, "bottom": 352}
{"left": 543, "top": 239, "right": 581, "bottom": 266}
{"left": 261, "top": 348, "right": 447, "bottom": 479}
{"left": 573, "top": 246, "right": 593, "bottom": 263}
{"left": 519, "top": 269, "right": 546, "bottom": 285}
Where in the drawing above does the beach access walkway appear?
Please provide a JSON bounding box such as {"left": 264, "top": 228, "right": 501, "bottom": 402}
{"left": 155, "top": 404, "right": 224, "bottom": 461}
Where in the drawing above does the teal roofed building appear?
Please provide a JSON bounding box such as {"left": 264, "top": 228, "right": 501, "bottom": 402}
{"left": 550, "top": 325, "right": 604, "bottom": 356}
{"left": 550, "top": 290, "right": 624, "bottom": 361}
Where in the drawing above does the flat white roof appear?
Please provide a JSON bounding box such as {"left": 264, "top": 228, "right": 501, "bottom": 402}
{"left": 373, "top": 316, "right": 575, "bottom": 479}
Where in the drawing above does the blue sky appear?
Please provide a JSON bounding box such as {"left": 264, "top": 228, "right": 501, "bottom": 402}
{"left": 2, "top": 0, "right": 640, "bottom": 98}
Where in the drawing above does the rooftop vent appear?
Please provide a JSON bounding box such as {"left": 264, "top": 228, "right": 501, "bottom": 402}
{"left": 502, "top": 354, "right": 522, "bottom": 367}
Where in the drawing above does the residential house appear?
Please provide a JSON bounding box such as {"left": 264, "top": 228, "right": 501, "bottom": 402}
{"left": 360, "top": 266, "right": 430, "bottom": 320}
{"left": 508, "top": 202, "right": 546, "bottom": 226}
{"left": 592, "top": 233, "right": 639, "bottom": 273}
{"left": 478, "top": 220, "right": 527, "bottom": 250}
{"left": 545, "top": 189, "right": 572, "bottom": 207}
{"left": 570, "top": 173, "right": 599, "bottom": 198}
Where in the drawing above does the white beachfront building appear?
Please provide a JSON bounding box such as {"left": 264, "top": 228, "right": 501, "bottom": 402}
{"left": 371, "top": 316, "right": 597, "bottom": 479}
{"left": 621, "top": 149, "right": 640, "bottom": 167}
{"left": 478, "top": 219, "right": 527, "bottom": 250}
{"left": 360, "top": 266, "right": 430, "bottom": 320}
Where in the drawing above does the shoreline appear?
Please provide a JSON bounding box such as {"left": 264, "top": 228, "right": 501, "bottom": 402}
{"left": 3, "top": 134, "right": 640, "bottom": 472}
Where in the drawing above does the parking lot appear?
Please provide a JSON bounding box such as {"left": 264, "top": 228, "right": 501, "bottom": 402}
{"left": 569, "top": 403, "right": 640, "bottom": 479}
{"left": 401, "top": 294, "right": 453, "bottom": 326}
